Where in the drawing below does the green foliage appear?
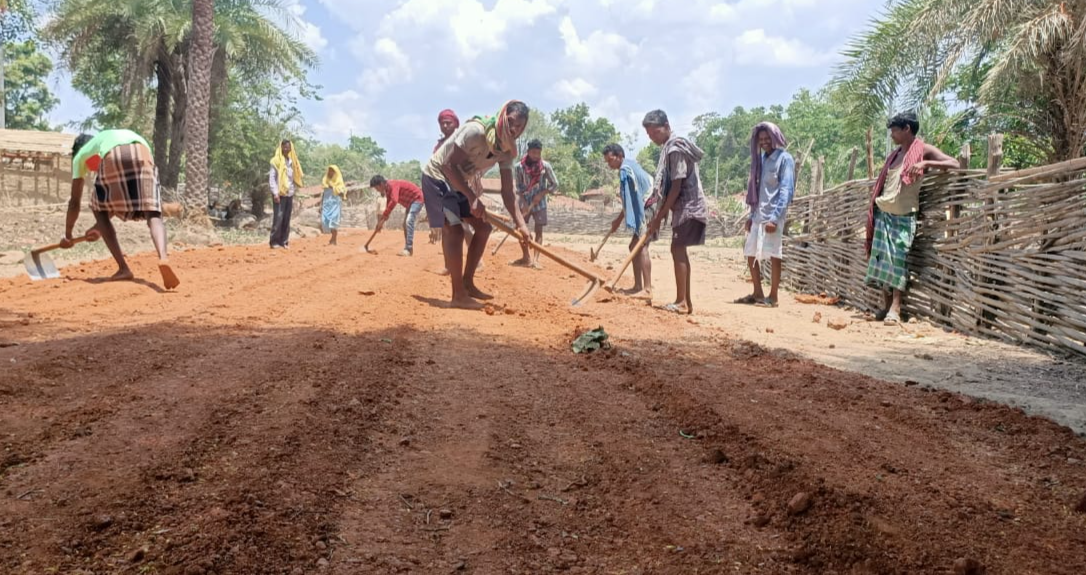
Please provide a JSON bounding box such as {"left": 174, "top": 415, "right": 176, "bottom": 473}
{"left": 2, "top": 40, "right": 60, "bottom": 130}
{"left": 552, "top": 103, "right": 619, "bottom": 161}
{"left": 348, "top": 135, "right": 387, "bottom": 167}
{"left": 833, "top": 0, "right": 1086, "bottom": 162}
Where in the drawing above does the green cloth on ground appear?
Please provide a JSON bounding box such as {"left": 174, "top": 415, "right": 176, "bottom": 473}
{"left": 572, "top": 327, "right": 611, "bottom": 354}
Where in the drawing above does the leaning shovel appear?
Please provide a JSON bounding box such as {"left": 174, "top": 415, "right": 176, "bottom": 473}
{"left": 24, "top": 234, "right": 94, "bottom": 281}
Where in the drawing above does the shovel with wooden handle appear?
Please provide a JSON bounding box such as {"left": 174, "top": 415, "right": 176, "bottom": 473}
{"left": 486, "top": 212, "right": 607, "bottom": 306}
{"left": 24, "top": 234, "right": 93, "bottom": 281}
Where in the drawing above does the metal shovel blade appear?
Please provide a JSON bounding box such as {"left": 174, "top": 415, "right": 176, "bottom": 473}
{"left": 24, "top": 251, "right": 59, "bottom": 281}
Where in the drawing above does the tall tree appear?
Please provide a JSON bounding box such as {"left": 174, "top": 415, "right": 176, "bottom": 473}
{"left": 2, "top": 40, "right": 60, "bottom": 130}
{"left": 552, "top": 102, "right": 619, "bottom": 161}
{"left": 348, "top": 135, "right": 387, "bottom": 166}
{"left": 834, "top": 0, "right": 1086, "bottom": 162}
{"left": 1, "top": 0, "right": 35, "bottom": 129}
{"left": 46, "top": 0, "right": 316, "bottom": 188}
{"left": 183, "top": 0, "right": 214, "bottom": 212}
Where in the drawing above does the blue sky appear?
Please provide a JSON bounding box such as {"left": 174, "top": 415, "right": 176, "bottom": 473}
{"left": 48, "top": 0, "right": 880, "bottom": 163}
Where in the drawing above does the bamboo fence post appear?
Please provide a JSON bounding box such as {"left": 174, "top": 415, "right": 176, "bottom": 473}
{"left": 865, "top": 128, "right": 875, "bottom": 179}
{"left": 846, "top": 147, "right": 859, "bottom": 181}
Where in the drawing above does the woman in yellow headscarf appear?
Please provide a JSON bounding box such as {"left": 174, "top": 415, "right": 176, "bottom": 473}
{"left": 268, "top": 139, "right": 303, "bottom": 249}
{"left": 320, "top": 165, "right": 347, "bottom": 245}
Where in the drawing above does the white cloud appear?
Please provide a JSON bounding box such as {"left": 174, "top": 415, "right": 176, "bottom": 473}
{"left": 284, "top": 0, "right": 328, "bottom": 52}
{"left": 360, "top": 38, "right": 413, "bottom": 94}
{"left": 394, "top": 114, "right": 430, "bottom": 140}
{"left": 557, "top": 16, "right": 638, "bottom": 72}
{"left": 312, "top": 90, "right": 371, "bottom": 141}
{"left": 732, "top": 29, "right": 838, "bottom": 67}
{"left": 550, "top": 78, "right": 599, "bottom": 102}
{"left": 681, "top": 59, "right": 725, "bottom": 111}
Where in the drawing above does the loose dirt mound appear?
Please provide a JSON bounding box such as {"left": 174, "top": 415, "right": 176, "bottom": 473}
{"left": 1, "top": 232, "right": 1084, "bottom": 574}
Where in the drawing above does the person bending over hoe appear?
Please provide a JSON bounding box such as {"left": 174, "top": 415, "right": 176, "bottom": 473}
{"left": 420, "top": 100, "right": 532, "bottom": 309}
{"left": 62, "top": 129, "right": 179, "bottom": 289}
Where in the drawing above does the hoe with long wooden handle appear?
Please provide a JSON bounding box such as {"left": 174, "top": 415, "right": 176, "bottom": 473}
{"left": 589, "top": 217, "right": 620, "bottom": 262}
{"left": 24, "top": 234, "right": 94, "bottom": 281}
{"left": 486, "top": 212, "right": 607, "bottom": 306}
{"left": 607, "top": 230, "right": 652, "bottom": 292}
{"left": 360, "top": 227, "right": 380, "bottom": 254}
{"left": 491, "top": 191, "right": 548, "bottom": 256}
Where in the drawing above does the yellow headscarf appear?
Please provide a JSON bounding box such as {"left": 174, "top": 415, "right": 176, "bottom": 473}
{"left": 322, "top": 165, "right": 347, "bottom": 198}
{"left": 270, "top": 142, "right": 304, "bottom": 196}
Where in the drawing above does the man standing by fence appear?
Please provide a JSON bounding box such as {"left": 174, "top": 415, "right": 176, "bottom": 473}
{"left": 739, "top": 122, "right": 795, "bottom": 308}
{"left": 604, "top": 143, "right": 653, "bottom": 297}
{"left": 865, "top": 112, "right": 958, "bottom": 324}
{"left": 511, "top": 139, "right": 559, "bottom": 269}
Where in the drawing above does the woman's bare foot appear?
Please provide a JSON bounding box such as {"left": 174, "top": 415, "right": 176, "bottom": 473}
{"left": 108, "top": 268, "right": 135, "bottom": 282}
{"left": 449, "top": 296, "right": 485, "bottom": 310}
{"left": 466, "top": 284, "right": 494, "bottom": 300}
{"left": 626, "top": 289, "right": 653, "bottom": 301}
{"left": 509, "top": 257, "right": 532, "bottom": 267}
{"left": 158, "top": 261, "right": 180, "bottom": 290}
{"left": 436, "top": 268, "right": 450, "bottom": 276}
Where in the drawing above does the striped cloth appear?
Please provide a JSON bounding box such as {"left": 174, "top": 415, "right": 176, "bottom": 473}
{"left": 864, "top": 210, "right": 917, "bottom": 291}
{"left": 91, "top": 143, "right": 161, "bottom": 220}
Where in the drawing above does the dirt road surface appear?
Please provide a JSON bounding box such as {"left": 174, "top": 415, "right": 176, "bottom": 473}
{"left": 2, "top": 230, "right": 1084, "bottom": 574}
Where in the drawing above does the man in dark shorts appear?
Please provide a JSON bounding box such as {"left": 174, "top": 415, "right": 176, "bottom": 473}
{"left": 642, "top": 110, "right": 709, "bottom": 314}
{"left": 420, "top": 101, "right": 532, "bottom": 309}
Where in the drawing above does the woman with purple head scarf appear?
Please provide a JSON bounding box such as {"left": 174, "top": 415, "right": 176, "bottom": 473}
{"left": 738, "top": 121, "right": 795, "bottom": 308}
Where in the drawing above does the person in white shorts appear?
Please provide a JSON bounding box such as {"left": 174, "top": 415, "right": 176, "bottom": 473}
{"left": 739, "top": 122, "right": 795, "bottom": 308}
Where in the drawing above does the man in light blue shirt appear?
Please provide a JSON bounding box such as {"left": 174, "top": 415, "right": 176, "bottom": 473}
{"left": 740, "top": 124, "right": 795, "bottom": 307}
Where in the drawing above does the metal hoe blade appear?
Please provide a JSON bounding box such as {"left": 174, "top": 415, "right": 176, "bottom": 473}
{"left": 24, "top": 251, "right": 59, "bottom": 281}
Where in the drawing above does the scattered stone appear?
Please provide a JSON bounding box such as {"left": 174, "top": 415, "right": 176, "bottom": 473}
{"left": 707, "top": 449, "right": 729, "bottom": 465}
{"left": 827, "top": 318, "right": 849, "bottom": 331}
{"left": 399, "top": 437, "right": 411, "bottom": 447}
{"left": 1074, "top": 492, "right": 1086, "bottom": 514}
{"left": 751, "top": 514, "right": 771, "bottom": 528}
{"left": 904, "top": 380, "right": 919, "bottom": 387}
{"left": 751, "top": 493, "right": 765, "bottom": 504}
{"left": 358, "top": 290, "right": 376, "bottom": 296}
{"left": 881, "top": 400, "right": 892, "bottom": 407}
{"left": 1068, "top": 458, "right": 1081, "bottom": 465}
{"left": 952, "top": 557, "right": 986, "bottom": 575}
{"left": 179, "top": 468, "right": 197, "bottom": 483}
{"left": 315, "top": 540, "right": 327, "bottom": 551}
{"left": 812, "top": 312, "right": 822, "bottom": 323}
{"left": 128, "top": 547, "right": 147, "bottom": 563}
{"left": 787, "top": 492, "right": 812, "bottom": 515}
{"left": 92, "top": 515, "right": 114, "bottom": 531}
{"left": 452, "top": 560, "right": 467, "bottom": 571}
{"left": 439, "top": 509, "right": 454, "bottom": 520}
{"left": 317, "top": 557, "right": 330, "bottom": 568}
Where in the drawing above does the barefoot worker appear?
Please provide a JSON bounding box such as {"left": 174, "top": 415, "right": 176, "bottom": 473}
{"left": 738, "top": 122, "right": 795, "bottom": 308}
{"left": 370, "top": 175, "right": 424, "bottom": 257}
{"left": 511, "top": 139, "right": 558, "bottom": 269}
{"left": 269, "top": 139, "right": 303, "bottom": 249}
{"left": 63, "top": 130, "right": 179, "bottom": 289}
{"left": 320, "top": 165, "right": 347, "bottom": 245}
{"left": 864, "top": 112, "right": 958, "bottom": 325}
{"left": 603, "top": 143, "right": 653, "bottom": 297}
{"left": 421, "top": 100, "right": 532, "bottom": 309}
{"left": 431, "top": 109, "right": 481, "bottom": 273}
{"left": 642, "top": 109, "right": 709, "bottom": 315}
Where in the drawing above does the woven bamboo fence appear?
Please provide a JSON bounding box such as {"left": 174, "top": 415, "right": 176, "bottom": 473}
{"left": 784, "top": 156, "right": 1086, "bottom": 357}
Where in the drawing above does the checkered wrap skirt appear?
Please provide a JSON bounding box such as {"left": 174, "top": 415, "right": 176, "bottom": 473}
{"left": 864, "top": 210, "right": 917, "bottom": 292}
{"left": 91, "top": 143, "right": 161, "bottom": 220}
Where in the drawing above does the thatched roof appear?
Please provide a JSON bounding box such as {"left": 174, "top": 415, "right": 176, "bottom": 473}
{"left": 0, "top": 129, "right": 76, "bottom": 157}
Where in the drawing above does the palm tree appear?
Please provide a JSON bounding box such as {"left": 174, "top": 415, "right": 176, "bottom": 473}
{"left": 834, "top": 0, "right": 1086, "bottom": 163}
{"left": 184, "top": 0, "right": 213, "bottom": 213}
{"left": 45, "top": 0, "right": 315, "bottom": 188}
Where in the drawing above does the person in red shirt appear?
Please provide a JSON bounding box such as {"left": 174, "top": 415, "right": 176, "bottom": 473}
{"left": 370, "top": 175, "right": 425, "bottom": 256}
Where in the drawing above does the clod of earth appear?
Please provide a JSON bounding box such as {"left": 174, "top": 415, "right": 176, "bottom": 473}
{"left": 788, "top": 492, "right": 812, "bottom": 515}
{"left": 827, "top": 318, "right": 849, "bottom": 331}
{"left": 1075, "top": 492, "right": 1086, "bottom": 514}
{"left": 953, "top": 557, "right": 986, "bottom": 575}
{"left": 707, "top": 449, "right": 729, "bottom": 465}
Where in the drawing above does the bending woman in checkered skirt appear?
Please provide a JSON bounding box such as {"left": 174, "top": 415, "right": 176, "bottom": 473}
{"left": 61, "top": 130, "right": 180, "bottom": 289}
